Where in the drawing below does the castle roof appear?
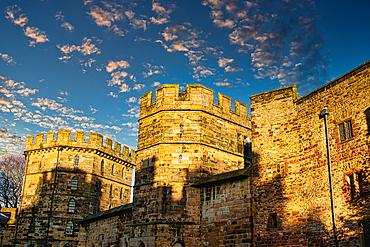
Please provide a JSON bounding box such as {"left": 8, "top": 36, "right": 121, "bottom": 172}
{"left": 191, "top": 167, "right": 252, "bottom": 188}
{"left": 80, "top": 203, "right": 132, "bottom": 224}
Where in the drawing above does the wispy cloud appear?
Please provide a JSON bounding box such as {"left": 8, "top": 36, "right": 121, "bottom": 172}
{"left": 133, "top": 84, "right": 145, "bottom": 90}
{"left": 57, "top": 37, "right": 101, "bottom": 62}
{"left": 5, "top": 5, "right": 28, "bottom": 27}
{"left": 24, "top": 27, "right": 49, "bottom": 47}
{"left": 130, "top": 18, "right": 148, "bottom": 30}
{"left": 150, "top": 1, "right": 176, "bottom": 25}
{"left": 203, "top": 0, "right": 329, "bottom": 92}
{"left": 61, "top": 22, "right": 75, "bottom": 32}
{"left": 142, "top": 63, "right": 165, "bottom": 78}
{"left": 88, "top": 5, "right": 124, "bottom": 27}
{"left": 0, "top": 53, "right": 17, "bottom": 66}
{"left": 89, "top": 105, "right": 98, "bottom": 114}
{"left": 126, "top": 96, "right": 137, "bottom": 103}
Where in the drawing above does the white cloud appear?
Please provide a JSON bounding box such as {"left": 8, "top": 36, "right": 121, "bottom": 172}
{"left": 213, "top": 81, "right": 232, "bottom": 87}
{"left": 57, "top": 37, "right": 101, "bottom": 56}
{"left": 133, "top": 84, "right": 145, "bottom": 90}
{"left": 126, "top": 97, "right": 137, "bottom": 103}
{"left": 142, "top": 63, "right": 165, "bottom": 78}
{"left": 225, "top": 65, "right": 243, "bottom": 73}
{"left": 122, "top": 105, "right": 140, "bottom": 118}
{"left": 58, "top": 91, "right": 68, "bottom": 96}
{"left": 24, "top": 27, "right": 49, "bottom": 47}
{"left": 0, "top": 53, "right": 17, "bottom": 65}
{"left": 125, "top": 10, "right": 135, "bottom": 19}
{"left": 88, "top": 5, "right": 124, "bottom": 27}
{"left": 61, "top": 22, "right": 74, "bottom": 32}
{"left": 150, "top": 1, "right": 176, "bottom": 25}
{"left": 119, "top": 83, "right": 130, "bottom": 93}
{"left": 5, "top": 5, "right": 28, "bottom": 27}
{"left": 218, "top": 57, "right": 234, "bottom": 67}
{"left": 108, "top": 92, "right": 118, "bottom": 98}
{"left": 55, "top": 11, "right": 64, "bottom": 21}
{"left": 213, "top": 19, "right": 235, "bottom": 28}
{"left": 152, "top": 81, "right": 161, "bottom": 87}
{"left": 130, "top": 18, "right": 147, "bottom": 30}
{"left": 106, "top": 60, "right": 130, "bottom": 73}
{"left": 108, "top": 71, "right": 128, "bottom": 86}
{"left": 84, "top": 0, "right": 94, "bottom": 5}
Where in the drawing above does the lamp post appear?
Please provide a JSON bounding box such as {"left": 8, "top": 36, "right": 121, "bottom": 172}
{"left": 319, "top": 107, "right": 339, "bottom": 247}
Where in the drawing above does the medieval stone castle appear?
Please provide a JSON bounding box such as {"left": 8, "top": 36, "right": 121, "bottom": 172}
{"left": 1, "top": 61, "right": 370, "bottom": 246}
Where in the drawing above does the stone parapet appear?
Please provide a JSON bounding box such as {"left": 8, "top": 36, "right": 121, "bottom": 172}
{"left": 25, "top": 129, "right": 135, "bottom": 165}
{"left": 140, "top": 84, "right": 250, "bottom": 127}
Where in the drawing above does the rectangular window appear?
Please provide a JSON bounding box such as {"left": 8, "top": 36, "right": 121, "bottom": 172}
{"left": 349, "top": 174, "right": 356, "bottom": 200}
{"left": 339, "top": 120, "right": 354, "bottom": 142}
{"left": 205, "top": 187, "right": 211, "bottom": 201}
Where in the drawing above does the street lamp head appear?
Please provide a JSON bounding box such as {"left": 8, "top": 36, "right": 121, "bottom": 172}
{"left": 319, "top": 107, "right": 329, "bottom": 119}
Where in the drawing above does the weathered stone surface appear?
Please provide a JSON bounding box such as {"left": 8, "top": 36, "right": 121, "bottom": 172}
{"left": 14, "top": 130, "right": 135, "bottom": 246}
{"left": 250, "top": 60, "right": 370, "bottom": 246}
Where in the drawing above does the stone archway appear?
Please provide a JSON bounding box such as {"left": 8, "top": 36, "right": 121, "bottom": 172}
{"left": 173, "top": 243, "right": 183, "bottom": 247}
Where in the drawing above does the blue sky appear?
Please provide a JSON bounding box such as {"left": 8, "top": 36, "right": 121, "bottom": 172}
{"left": 0, "top": 0, "right": 369, "bottom": 155}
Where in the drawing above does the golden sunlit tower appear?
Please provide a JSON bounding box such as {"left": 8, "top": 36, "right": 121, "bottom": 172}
{"left": 15, "top": 130, "right": 135, "bottom": 247}
{"left": 132, "top": 84, "right": 251, "bottom": 246}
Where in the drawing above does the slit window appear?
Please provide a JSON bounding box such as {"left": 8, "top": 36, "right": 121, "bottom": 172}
{"left": 66, "top": 221, "right": 73, "bottom": 235}
{"left": 71, "top": 177, "right": 78, "bottom": 190}
{"left": 74, "top": 155, "right": 79, "bottom": 167}
{"left": 179, "top": 155, "right": 182, "bottom": 165}
{"left": 339, "top": 120, "right": 354, "bottom": 142}
{"left": 68, "top": 199, "right": 76, "bottom": 213}
{"left": 122, "top": 167, "right": 125, "bottom": 178}
{"left": 120, "top": 188, "right": 123, "bottom": 199}
{"left": 180, "top": 125, "right": 183, "bottom": 137}
{"left": 109, "top": 184, "right": 113, "bottom": 197}
{"left": 112, "top": 164, "right": 115, "bottom": 175}
{"left": 101, "top": 160, "right": 104, "bottom": 173}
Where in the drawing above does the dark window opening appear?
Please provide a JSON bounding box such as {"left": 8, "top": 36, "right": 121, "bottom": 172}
{"left": 112, "top": 164, "right": 115, "bottom": 175}
{"left": 120, "top": 188, "right": 123, "bottom": 199}
{"left": 349, "top": 174, "right": 356, "bottom": 200}
{"left": 101, "top": 159, "right": 104, "bottom": 173}
{"left": 179, "top": 155, "right": 182, "bottom": 165}
{"left": 339, "top": 120, "right": 354, "bottom": 142}
{"left": 74, "top": 155, "right": 79, "bottom": 167}
{"left": 109, "top": 184, "right": 113, "bottom": 198}
{"left": 268, "top": 213, "right": 278, "bottom": 229}
{"left": 363, "top": 221, "right": 370, "bottom": 247}
{"left": 365, "top": 108, "right": 370, "bottom": 134}
{"left": 180, "top": 124, "right": 183, "bottom": 138}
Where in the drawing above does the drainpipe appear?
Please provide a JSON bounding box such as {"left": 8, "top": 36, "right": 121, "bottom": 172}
{"left": 44, "top": 147, "right": 61, "bottom": 247}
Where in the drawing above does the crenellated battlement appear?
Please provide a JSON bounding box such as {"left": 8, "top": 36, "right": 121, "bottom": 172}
{"left": 25, "top": 129, "right": 135, "bottom": 164}
{"left": 140, "top": 84, "right": 249, "bottom": 126}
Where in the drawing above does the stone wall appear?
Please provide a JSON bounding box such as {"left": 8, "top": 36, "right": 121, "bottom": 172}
{"left": 198, "top": 176, "right": 253, "bottom": 247}
{"left": 0, "top": 208, "right": 17, "bottom": 246}
{"left": 250, "top": 61, "right": 370, "bottom": 246}
{"left": 15, "top": 130, "right": 135, "bottom": 247}
{"left": 133, "top": 84, "right": 251, "bottom": 246}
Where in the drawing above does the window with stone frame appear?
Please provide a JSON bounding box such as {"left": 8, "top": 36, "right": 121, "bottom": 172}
{"left": 66, "top": 221, "right": 73, "bottom": 235}
{"left": 74, "top": 155, "right": 79, "bottom": 167}
{"left": 111, "top": 164, "right": 115, "bottom": 175}
{"left": 339, "top": 120, "right": 354, "bottom": 142}
{"left": 201, "top": 186, "right": 221, "bottom": 203}
{"left": 68, "top": 199, "right": 76, "bottom": 213}
{"left": 345, "top": 170, "right": 369, "bottom": 201}
{"left": 71, "top": 177, "right": 78, "bottom": 190}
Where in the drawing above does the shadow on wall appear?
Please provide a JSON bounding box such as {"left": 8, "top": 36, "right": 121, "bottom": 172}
{"left": 251, "top": 150, "right": 331, "bottom": 247}
{"left": 14, "top": 166, "right": 103, "bottom": 247}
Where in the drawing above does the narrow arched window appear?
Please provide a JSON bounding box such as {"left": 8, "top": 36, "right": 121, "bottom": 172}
{"left": 112, "top": 164, "right": 115, "bottom": 175}
{"left": 101, "top": 159, "right": 104, "bottom": 173}
{"left": 179, "top": 155, "right": 182, "bottom": 165}
{"left": 120, "top": 188, "right": 123, "bottom": 199}
{"left": 109, "top": 184, "right": 113, "bottom": 198}
{"left": 74, "top": 155, "right": 79, "bottom": 167}
{"left": 66, "top": 221, "right": 73, "bottom": 235}
{"left": 71, "top": 177, "right": 78, "bottom": 190}
{"left": 68, "top": 199, "right": 76, "bottom": 213}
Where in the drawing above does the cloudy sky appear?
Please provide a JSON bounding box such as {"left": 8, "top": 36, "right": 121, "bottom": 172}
{"left": 0, "top": 0, "right": 369, "bottom": 155}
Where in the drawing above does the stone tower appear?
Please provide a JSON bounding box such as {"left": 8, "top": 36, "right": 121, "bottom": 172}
{"left": 132, "top": 84, "right": 251, "bottom": 246}
{"left": 15, "top": 130, "right": 135, "bottom": 247}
